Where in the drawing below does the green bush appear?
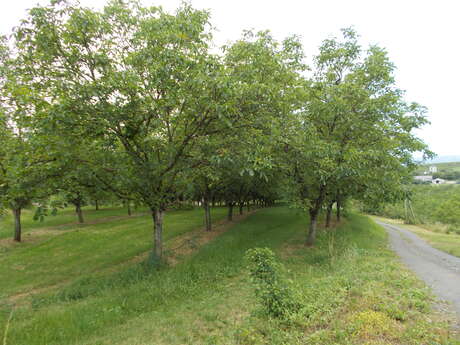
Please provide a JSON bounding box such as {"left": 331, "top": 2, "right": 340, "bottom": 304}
{"left": 245, "top": 247, "right": 301, "bottom": 318}
{"left": 434, "top": 194, "right": 460, "bottom": 226}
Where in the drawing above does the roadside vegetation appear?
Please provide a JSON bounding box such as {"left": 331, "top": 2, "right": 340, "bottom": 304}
{"left": 1, "top": 207, "right": 458, "bottom": 345}
{"left": 363, "top": 184, "right": 460, "bottom": 235}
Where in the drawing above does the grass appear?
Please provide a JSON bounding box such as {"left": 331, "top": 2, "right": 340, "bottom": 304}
{"left": 372, "top": 215, "right": 460, "bottom": 257}
{"left": 1, "top": 206, "right": 458, "bottom": 344}
{"left": 0, "top": 205, "right": 150, "bottom": 239}
{"left": 0, "top": 206, "right": 228, "bottom": 299}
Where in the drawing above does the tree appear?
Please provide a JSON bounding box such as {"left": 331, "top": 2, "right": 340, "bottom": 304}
{"left": 285, "top": 29, "right": 430, "bottom": 245}
{"left": 0, "top": 37, "right": 60, "bottom": 241}
{"left": 13, "top": 1, "right": 250, "bottom": 258}
{"left": 190, "top": 28, "right": 305, "bottom": 229}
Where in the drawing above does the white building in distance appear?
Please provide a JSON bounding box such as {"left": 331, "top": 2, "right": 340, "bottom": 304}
{"left": 414, "top": 175, "right": 433, "bottom": 182}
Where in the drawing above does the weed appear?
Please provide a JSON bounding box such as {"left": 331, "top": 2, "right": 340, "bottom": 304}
{"left": 245, "top": 247, "right": 301, "bottom": 319}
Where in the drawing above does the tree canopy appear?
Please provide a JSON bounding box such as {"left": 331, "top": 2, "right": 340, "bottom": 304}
{"left": 0, "top": 1, "right": 430, "bottom": 254}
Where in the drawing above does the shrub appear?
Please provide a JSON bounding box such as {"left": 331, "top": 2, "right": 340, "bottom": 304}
{"left": 435, "top": 195, "right": 460, "bottom": 226}
{"left": 245, "top": 247, "right": 300, "bottom": 318}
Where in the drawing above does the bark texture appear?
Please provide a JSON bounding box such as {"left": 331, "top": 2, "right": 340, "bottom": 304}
{"left": 153, "top": 208, "right": 164, "bottom": 259}
{"left": 227, "top": 202, "right": 234, "bottom": 221}
{"left": 13, "top": 208, "right": 22, "bottom": 242}
{"left": 76, "top": 203, "right": 84, "bottom": 223}
{"left": 325, "top": 202, "right": 333, "bottom": 228}
{"left": 204, "top": 198, "right": 212, "bottom": 231}
{"left": 336, "top": 193, "right": 341, "bottom": 222}
{"left": 307, "top": 209, "right": 318, "bottom": 246}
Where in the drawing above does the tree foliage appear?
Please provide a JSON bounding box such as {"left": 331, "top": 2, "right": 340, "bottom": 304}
{"left": 0, "top": 1, "right": 431, "bottom": 250}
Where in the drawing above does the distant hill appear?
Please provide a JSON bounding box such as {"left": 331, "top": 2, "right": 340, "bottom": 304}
{"left": 423, "top": 155, "right": 460, "bottom": 164}
{"left": 414, "top": 161, "right": 460, "bottom": 180}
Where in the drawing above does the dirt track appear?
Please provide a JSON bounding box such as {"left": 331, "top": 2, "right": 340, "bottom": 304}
{"left": 376, "top": 220, "right": 460, "bottom": 323}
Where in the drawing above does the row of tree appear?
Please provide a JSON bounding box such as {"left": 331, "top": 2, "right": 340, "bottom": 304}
{"left": 0, "top": 1, "right": 430, "bottom": 258}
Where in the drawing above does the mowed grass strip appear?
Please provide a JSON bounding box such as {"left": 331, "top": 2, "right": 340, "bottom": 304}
{"left": 0, "top": 207, "right": 228, "bottom": 298}
{"left": 1, "top": 207, "right": 458, "bottom": 345}
{"left": 0, "top": 206, "right": 150, "bottom": 239}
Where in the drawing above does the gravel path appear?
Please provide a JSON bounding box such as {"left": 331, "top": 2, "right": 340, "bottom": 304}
{"left": 376, "top": 220, "right": 460, "bottom": 322}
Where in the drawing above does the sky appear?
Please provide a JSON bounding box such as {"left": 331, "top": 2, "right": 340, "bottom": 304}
{"left": 1, "top": 0, "right": 459, "bottom": 157}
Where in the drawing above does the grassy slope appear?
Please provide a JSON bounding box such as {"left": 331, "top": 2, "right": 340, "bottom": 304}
{"left": 1, "top": 207, "right": 458, "bottom": 345}
{"left": 0, "top": 206, "right": 228, "bottom": 298}
{"left": 372, "top": 216, "right": 460, "bottom": 257}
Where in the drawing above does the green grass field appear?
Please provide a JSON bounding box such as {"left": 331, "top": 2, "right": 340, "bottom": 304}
{"left": 0, "top": 205, "right": 151, "bottom": 239}
{"left": 0, "top": 206, "right": 228, "bottom": 298}
{"left": 1, "top": 206, "right": 458, "bottom": 345}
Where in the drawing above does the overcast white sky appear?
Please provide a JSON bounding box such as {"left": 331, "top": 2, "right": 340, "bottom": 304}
{"left": 1, "top": 0, "right": 459, "bottom": 156}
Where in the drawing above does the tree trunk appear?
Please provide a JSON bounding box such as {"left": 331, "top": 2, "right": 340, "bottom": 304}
{"left": 227, "top": 202, "right": 234, "bottom": 221}
{"left": 12, "top": 208, "right": 22, "bottom": 242}
{"left": 95, "top": 200, "right": 99, "bottom": 211}
{"left": 306, "top": 208, "right": 319, "bottom": 246}
{"left": 239, "top": 202, "right": 244, "bottom": 215}
{"left": 325, "top": 202, "right": 333, "bottom": 228}
{"left": 203, "top": 196, "right": 212, "bottom": 231}
{"left": 307, "top": 186, "right": 326, "bottom": 246}
{"left": 336, "top": 191, "right": 341, "bottom": 222}
{"left": 247, "top": 202, "right": 250, "bottom": 212}
{"left": 336, "top": 199, "right": 341, "bottom": 222}
{"left": 152, "top": 208, "right": 164, "bottom": 259}
{"left": 127, "top": 201, "right": 132, "bottom": 216}
{"left": 76, "top": 203, "right": 84, "bottom": 223}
